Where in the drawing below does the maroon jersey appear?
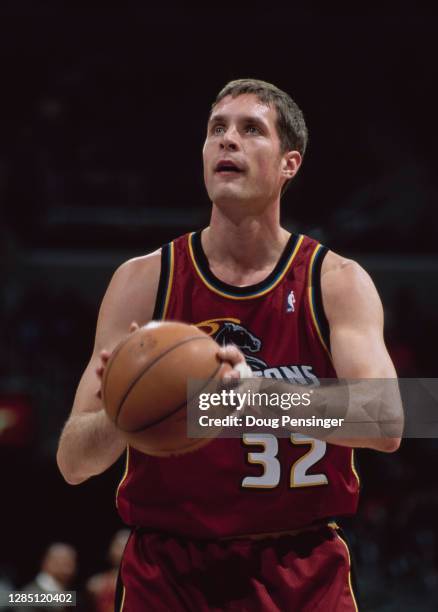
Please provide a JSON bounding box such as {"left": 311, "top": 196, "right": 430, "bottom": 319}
{"left": 116, "top": 231, "right": 360, "bottom": 538}
{"left": 118, "top": 524, "right": 359, "bottom": 611}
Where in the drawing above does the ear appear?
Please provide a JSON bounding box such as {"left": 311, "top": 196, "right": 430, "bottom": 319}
{"left": 281, "top": 150, "right": 302, "bottom": 181}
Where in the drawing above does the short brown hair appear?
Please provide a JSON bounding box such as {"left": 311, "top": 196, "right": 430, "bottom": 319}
{"left": 211, "top": 78, "right": 308, "bottom": 157}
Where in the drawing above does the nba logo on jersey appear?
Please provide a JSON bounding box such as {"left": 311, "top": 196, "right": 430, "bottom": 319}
{"left": 286, "top": 290, "right": 295, "bottom": 313}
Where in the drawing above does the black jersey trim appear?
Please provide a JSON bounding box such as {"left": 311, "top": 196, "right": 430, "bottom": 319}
{"left": 152, "top": 242, "right": 173, "bottom": 320}
{"left": 311, "top": 245, "right": 331, "bottom": 354}
{"left": 189, "top": 230, "right": 302, "bottom": 299}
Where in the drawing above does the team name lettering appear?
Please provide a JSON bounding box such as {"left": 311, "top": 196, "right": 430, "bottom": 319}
{"left": 252, "top": 364, "right": 320, "bottom": 385}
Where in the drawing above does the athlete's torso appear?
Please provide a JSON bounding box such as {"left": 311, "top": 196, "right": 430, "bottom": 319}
{"left": 116, "top": 231, "right": 360, "bottom": 538}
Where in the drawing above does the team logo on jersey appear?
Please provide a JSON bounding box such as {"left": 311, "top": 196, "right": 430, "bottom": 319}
{"left": 286, "top": 290, "right": 295, "bottom": 313}
{"left": 196, "top": 318, "right": 267, "bottom": 371}
{"left": 195, "top": 318, "right": 319, "bottom": 384}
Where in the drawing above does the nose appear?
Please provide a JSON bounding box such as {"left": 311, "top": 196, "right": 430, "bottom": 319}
{"left": 220, "top": 126, "right": 239, "bottom": 151}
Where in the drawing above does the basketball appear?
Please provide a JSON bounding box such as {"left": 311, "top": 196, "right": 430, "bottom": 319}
{"left": 102, "top": 320, "right": 231, "bottom": 456}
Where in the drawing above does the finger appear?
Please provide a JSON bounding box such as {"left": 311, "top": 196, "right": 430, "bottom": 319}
{"left": 234, "top": 362, "right": 253, "bottom": 379}
{"left": 217, "top": 344, "right": 245, "bottom": 366}
{"left": 96, "top": 365, "right": 105, "bottom": 379}
{"left": 130, "top": 321, "right": 140, "bottom": 333}
{"left": 100, "top": 350, "right": 111, "bottom": 362}
{"left": 223, "top": 369, "right": 241, "bottom": 381}
{"left": 221, "top": 361, "right": 257, "bottom": 402}
{"left": 219, "top": 369, "right": 241, "bottom": 390}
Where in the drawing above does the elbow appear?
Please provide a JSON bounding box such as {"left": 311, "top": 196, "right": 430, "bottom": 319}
{"left": 63, "top": 472, "right": 89, "bottom": 486}
{"left": 56, "top": 450, "right": 89, "bottom": 485}
{"left": 378, "top": 437, "right": 401, "bottom": 453}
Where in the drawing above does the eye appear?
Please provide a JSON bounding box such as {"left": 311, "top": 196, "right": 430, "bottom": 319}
{"left": 213, "top": 125, "right": 225, "bottom": 135}
{"left": 246, "top": 124, "right": 261, "bottom": 135}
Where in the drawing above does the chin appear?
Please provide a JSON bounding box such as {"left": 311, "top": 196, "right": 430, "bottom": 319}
{"left": 210, "top": 183, "right": 249, "bottom": 203}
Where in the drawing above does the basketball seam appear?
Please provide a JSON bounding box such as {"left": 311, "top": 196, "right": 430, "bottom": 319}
{"left": 102, "top": 332, "right": 136, "bottom": 407}
{"left": 115, "top": 335, "right": 214, "bottom": 428}
{"left": 126, "top": 361, "right": 223, "bottom": 433}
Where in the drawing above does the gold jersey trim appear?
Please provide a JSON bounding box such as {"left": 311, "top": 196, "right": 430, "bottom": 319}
{"left": 115, "top": 445, "right": 130, "bottom": 510}
{"left": 333, "top": 527, "right": 360, "bottom": 612}
{"left": 162, "top": 242, "right": 175, "bottom": 318}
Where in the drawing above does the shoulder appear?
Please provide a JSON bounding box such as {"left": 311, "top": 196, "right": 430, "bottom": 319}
{"left": 320, "top": 249, "right": 383, "bottom": 327}
{"left": 94, "top": 249, "right": 163, "bottom": 352}
{"left": 321, "top": 249, "right": 377, "bottom": 297}
{"left": 113, "top": 248, "right": 162, "bottom": 284}
{"left": 321, "top": 249, "right": 364, "bottom": 278}
{"left": 108, "top": 248, "right": 162, "bottom": 308}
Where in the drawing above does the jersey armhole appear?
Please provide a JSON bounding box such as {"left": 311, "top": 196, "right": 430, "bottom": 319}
{"left": 309, "top": 244, "right": 331, "bottom": 355}
{"left": 152, "top": 242, "right": 174, "bottom": 320}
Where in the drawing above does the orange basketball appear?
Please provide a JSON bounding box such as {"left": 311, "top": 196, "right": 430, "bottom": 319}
{"left": 102, "top": 321, "right": 231, "bottom": 456}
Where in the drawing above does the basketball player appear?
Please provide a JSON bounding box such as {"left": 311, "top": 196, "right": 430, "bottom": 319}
{"left": 57, "top": 79, "right": 402, "bottom": 611}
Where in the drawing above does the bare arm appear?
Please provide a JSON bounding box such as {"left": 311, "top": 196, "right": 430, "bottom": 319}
{"left": 218, "top": 252, "right": 402, "bottom": 452}
{"left": 56, "top": 251, "right": 161, "bottom": 484}
{"left": 320, "top": 251, "right": 401, "bottom": 451}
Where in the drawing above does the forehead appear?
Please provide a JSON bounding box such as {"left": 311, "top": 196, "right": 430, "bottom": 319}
{"left": 53, "top": 549, "right": 76, "bottom": 562}
{"left": 209, "top": 93, "right": 277, "bottom": 126}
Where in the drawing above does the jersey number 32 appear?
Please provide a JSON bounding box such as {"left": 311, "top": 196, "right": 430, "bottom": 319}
{"left": 242, "top": 433, "right": 328, "bottom": 489}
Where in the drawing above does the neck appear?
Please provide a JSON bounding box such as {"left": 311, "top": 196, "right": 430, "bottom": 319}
{"left": 202, "top": 202, "right": 290, "bottom": 274}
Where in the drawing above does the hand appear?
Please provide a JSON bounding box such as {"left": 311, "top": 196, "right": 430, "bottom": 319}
{"left": 96, "top": 321, "right": 140, "bottom": 399}
{"left": 217, "top": 344, "right": 253, "bottom": 384}
{"left": 216, "top": 344, "right": 261, "bottom": 416}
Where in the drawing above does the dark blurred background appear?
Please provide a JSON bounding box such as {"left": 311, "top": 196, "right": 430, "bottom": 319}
{"left": 0, "top": 3, "right": 437, "bottom": 611}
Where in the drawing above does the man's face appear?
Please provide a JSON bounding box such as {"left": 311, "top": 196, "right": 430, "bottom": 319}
{"left": 203, "top": 93, "right": 296, "bottom": 208}
{"left": 44, "top": 546, "right": 77, "bottom": 588}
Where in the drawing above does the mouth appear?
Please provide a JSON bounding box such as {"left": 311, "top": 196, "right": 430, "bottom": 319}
{"left": 214, "top": 160, "right": 245, "bottom": 175}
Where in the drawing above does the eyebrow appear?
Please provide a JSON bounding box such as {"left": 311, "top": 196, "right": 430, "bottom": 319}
{"left": 208, "top": 114, "right": 268, "bottom": 129}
